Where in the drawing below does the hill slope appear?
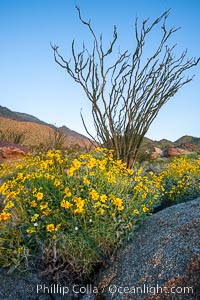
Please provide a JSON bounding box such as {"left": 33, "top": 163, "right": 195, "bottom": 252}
{"left": 0, "top": 105, "right": 92, "bottom": 148}
{"left": 174, "top": 135, "right": 200, "bottom": 146}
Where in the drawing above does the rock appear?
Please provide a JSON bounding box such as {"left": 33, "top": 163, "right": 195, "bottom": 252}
{"left": 0, "top": 141, "right": 29, "bottom": 162}
{"left": 161, "top": 147, "right": 190, "bottom": 158}
{"left": 82, "top": 293, "right": 96, "bottom": 300}
{"left": 151, "top": 147, "right": 162, "bottom": 159}
{"left": 95, "top": 198, "right": 200, "bottom": 300}
{"left": 0, "top": 268, "right": 79, "bottom": 300}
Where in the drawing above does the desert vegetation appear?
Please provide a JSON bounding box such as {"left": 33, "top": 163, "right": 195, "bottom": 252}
{"left": 0, "top": 148, "right": 199, "bottom": 282}
{"left": 0, "top": 128, "right": 26, "bottom": 145}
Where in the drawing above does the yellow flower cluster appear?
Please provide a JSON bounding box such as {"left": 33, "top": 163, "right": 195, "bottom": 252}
{"left": 160, "top": 156, "right": 200, "bottom": 201}
{"left": 0, "top": 148, "right": 199, "bottom": 268}
{"left": 46, "top": 224, "right": 61, "bottom": 232}
{"left": 0, "top": 148, "right": 145, "bottom": 234}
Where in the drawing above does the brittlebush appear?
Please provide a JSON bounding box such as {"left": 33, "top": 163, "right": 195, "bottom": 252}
{"left": 0, "top": 148, "right": 163, "bottom": 280}
{"left": 160, "top": 155, "right": 200, "bottom": 203}
{"left": 1, "top": 150, "right": 199, "bottom": 280}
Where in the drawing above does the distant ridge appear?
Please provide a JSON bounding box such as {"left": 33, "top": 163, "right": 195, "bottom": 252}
{"left": 174, "top": 135, "right": 200, "bottom": 146}
{"left": 142, "top": 135, "right": 200, "bottom": 150}
{"left": 0, "top": 105, "right": 55, "bottom": 128}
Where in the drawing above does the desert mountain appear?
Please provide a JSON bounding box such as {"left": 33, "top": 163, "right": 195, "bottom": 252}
{"left": 141, "top": 135, "right": 200, "bottom": 151}
{"left": 0, "top": 105, "right": 92, "bottom": 148}
{"left": 174, "top": 135, "right": 200, "bottom": 146}
{"left": 0, "top": 105, "right": 54, "bottom": 127}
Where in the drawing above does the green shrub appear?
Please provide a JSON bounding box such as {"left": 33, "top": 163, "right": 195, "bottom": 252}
{"left": 1, "top": 150, "right": 198, "bottom": 282}
{"left": 160, "top": 155, "right": 200, "bottom": 204}
{"left": 0, "top": 148, "right": 162, "bottom": 281}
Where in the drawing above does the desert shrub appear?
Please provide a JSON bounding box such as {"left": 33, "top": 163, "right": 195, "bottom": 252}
{"left": 0, "top": 129, "right": 25, "bottom": 145}
{"left": 135, "top": 149, "right": 152, "bottom": 163}
{"left": 1, "top": 150, "right": 198, "bottom": 281}
{"left": 0, "top": 148, "right": 163, "bottom": 281}
{"left": 47, "top": 128, "right": 67, "bottom": 150}
{"left": 136, "top": 145, "right": 155, "bottom": 163}
{"left": 159, "top": 155, "right": 200, "bottom": 205}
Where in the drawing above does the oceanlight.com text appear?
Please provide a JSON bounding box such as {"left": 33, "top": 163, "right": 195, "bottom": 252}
{"left": 108, "top": 283, "right": 193, "bottom": 296}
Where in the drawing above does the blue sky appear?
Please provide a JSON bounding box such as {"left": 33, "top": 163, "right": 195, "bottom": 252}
{"left": 0, "top": 0, "right": 199, "bottom": 141}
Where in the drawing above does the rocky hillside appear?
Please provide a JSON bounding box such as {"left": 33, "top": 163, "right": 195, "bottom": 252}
{"left": 0, "top": 106, "right": 92, "bottom": 148}
{"left": 175, "top": 135, "right": 200, "bottom": 146}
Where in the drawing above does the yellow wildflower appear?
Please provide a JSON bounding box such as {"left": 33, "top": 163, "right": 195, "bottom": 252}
{"left": 74, "top": 198, "right": 85, "bottom": 213}
{"left": 89, "top": 189, "right": 99, "bottom": 200}
{"left": 113, "top": 197, "right": 122, "bottom": 206}
{"left": 9, "top": 191, "right": 16, "bottom": 198}
{"left": 112, "top": 197, "right": 124, "bottom": 211}
{"left": 17, "top": 173, "right": 23, "bottom": 179}
{"left": 73, "top": 197, "right": 82, "bottom": 203}
{"left": 87, "top": 158, "right": 96, "bottom": 169}
{"left": 127, "top": 169, "right": 134, "bottom": 175}
{"left": 30, "top": 200, "right": 37, "bottom": 208}
{"left": 100, "top": 194, "right": 107, "bottom": 203}
{"left": 61, "top": 200, "right": 72, "bottom": 209}
{"left": 141, "top": 192, "right": 147, "bottom": 199}
{"left": 36, "top": 192, "right": 43, "bottom": 201}
{"left": 73, "top": 159, "right": 81, "bottom": 170}
{"left": 64, "top": 187, "right": 72, "bottom": 197}
{"left": 83, "top": 176, "right": 90, "bottom": 185}
{"left": 74, "top": 207, "right": 84, "bottom": 214}
{"left": 43, "top": 208, "right": 51, "bottom": 216}
{"left": 44, "top": 173, "right": 50, "bottom": 179}
{"left": 40, "top": 162, "right": 48, "bottom": 169}
{"left": 93, "top": 201, "right": 101, "bottom": 209}
{"left": 142, "top": 206, "right": 149, "bottom": 213}
{"left": 32, "top": 188, "right": 37, "bottom": 194}
{"left": 54, "top": 179, "right": 61, "bottom": 187}
{"left": 0, "top": 211, "right": 11, "bottom": 221}
{"left": 40, "top": 202, "right": 48, "bottom": 210}
{"left": 18, "top": 246, "right": 23, "bottom": 254}
{"left": 67, "top": 167, "right": 75, "bottom": 177}
{"left": 46, "top": 224, "right": 55, "bottom": 232}
{"left": 95, "top": 147, "right": 103, "bottom": 152}
{"left": 99, "top": 160, "right": 106, "bottom": 170}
